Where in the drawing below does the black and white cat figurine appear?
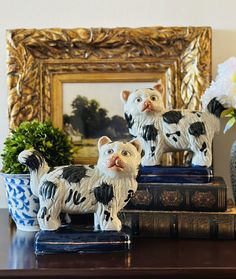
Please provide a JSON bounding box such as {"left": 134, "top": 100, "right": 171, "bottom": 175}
{"left": 18, "top": 136, "right": 141, "bottom": 231}
{"left": 121, "top": 84, "right": 225, "bottom": 167}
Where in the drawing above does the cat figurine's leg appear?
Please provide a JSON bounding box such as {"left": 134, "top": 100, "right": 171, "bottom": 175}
{"left": 37, "top": 204, "right": 62, "bottom": 231}
{"left": 60, "top": 213, "right": 71, "bottom": 226}
{"left": 95, "top": 203, "right": 122, "bottom": 231}
{"left": 140, "top": 124, "right": 160, "bottom": 166}
{"left": 190, "top": 138, "right": 212, "bottom": 167}
{"left": 93, "top": 213, "right": 100, "bottom": 231}
{"left": 140, "top": 136, "right": 164, "bottom": 166}
{"left": 37, "top": 180, "right": 63, "bottom": 231}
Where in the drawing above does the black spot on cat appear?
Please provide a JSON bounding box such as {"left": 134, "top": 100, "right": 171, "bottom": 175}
{"left": 89, "top": 165, "right": 95, "bottom": 169}
{"left": 62, "top": 165, "right": 88, "bottom": 184}
{"left": 39, "top": 181, "right": 57, "bottom": 200}
{"left": 192, "top": 111, "right": 202, "bottom": 118}
{"left": 200, "top": 142, "right": 207, "bottom": 152}
{"left": 124, "top": 113, "right": 134, "bottom": 129}
{"left": 176, "top": 131, "right": 181, "bottom": 136}
{"left": 200, "top": 142, "right": 207, "bottom": 156}
{"left": 25, "top": 150, "right": 44, "bottom": 171}
{"left": 104, "top": 210, "right": 110, "bottom": 222}
{"left": 80, "top": 197, "right": 86, "bottom": 203}
{"left": 207, "top": 97, "right": 226, "bottom": 118}
{"left": 65, "top": 189, "right": 73, "bottom": 204}
{"left": 39, "top": 207, "right": 47, "bottom": 219}
{"left": 73, "top": 191, "right": 86, "bottom": 205}
{"left": 188, "top": 122, "right": 206, "bottom": 137}
{"left": 142, "top": 125, "right": 158, "bottom": 141}
{"left": 166, "top": 131, "right": 181, "bottom": 142}
{"left": 46, "top": 215, "right": 51, "bottom": 221}
{"left": 151, "top": 146, "right": 156, "bottom": 152}
{"left": 141, "top": 150, "right": 145, "bottom": 158}
{"left": 163, "top": 111, "right": 183, "bottom": 124}
{"left": 124, "top": 190, "right": 134, "bottom": 202}
{"left": 94, "top": 183, "right": 114, "bottom": 205}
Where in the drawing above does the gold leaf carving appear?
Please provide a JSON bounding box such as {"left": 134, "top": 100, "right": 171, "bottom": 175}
{"left": 7, "top": 26, "right": 211, "bottom": 132}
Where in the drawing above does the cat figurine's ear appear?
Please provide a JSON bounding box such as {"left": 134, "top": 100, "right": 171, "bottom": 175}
{"left": 153, "top": 83, "right": 164, "bottom": 94}
{"left": 98, "top": 136, "right": 112, "bottom": 150}
{"left": 120, "top": 90, "right": 131, "bottom": 103}
{"left": 130, "top": 139, "right": 142, "bottom": 154}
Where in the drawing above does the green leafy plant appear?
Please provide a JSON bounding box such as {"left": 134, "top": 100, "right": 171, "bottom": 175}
{"left": 1, "top": 120, "right": 74, "bottom": 174}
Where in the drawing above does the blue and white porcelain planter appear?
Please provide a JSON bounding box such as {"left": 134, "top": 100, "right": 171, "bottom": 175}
{"left": 1, "top": 173, "right": 40, "bottom": 231}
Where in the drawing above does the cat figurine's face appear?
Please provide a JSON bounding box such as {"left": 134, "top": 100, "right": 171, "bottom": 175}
{"left": 97, "top": 136, "right": 141, "bottom": 179}
{"left": 121, "top": 84, "right": 165, "bottom": 119}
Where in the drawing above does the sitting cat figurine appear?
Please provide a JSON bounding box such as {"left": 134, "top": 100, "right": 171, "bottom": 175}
{"left": 18, "top": 136, "right": 141, "bottom": 231}
{"left": 121, "top": 84, "right": 226, "bottom": 167}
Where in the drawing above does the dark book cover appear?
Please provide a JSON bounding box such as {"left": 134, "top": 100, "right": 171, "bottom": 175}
{"left": 138, "top": 165, "right": 213, "bottom": 184}
{"left": 35, "top": 226, "right": 131, "bottom": 254}
{"left": 120, "top": 208, "right": 236, "bottom": 240}
{"left": 125, "top": 176, "right": 227, "bottom": 212}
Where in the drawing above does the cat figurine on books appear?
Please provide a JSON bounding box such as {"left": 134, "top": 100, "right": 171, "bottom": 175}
{"left": 121, "top": 84, "right": 226, "bottom": 167}
{"left": 18, "top": 136, "right": 141, "bottom": 231}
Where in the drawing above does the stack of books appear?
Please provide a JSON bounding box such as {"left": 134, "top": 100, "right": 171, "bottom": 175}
{"left": 121, "top": 166, "right": 236, "bottom": 239}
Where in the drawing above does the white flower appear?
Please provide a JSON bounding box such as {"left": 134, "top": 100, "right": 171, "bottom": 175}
{"left": 201, "top": 57, "right": 236, "bottom": 110}
{"left": 201, "top": 57, "right": 236, "bottom": 133}
{"left": 217, "top": 57, "right": 236, "bottom": 78}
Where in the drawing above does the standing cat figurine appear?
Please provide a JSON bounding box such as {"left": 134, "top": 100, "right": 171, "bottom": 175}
{"left": 18, "top": 136, "right": 141, "bottom": 231}
{"left": 121, "top": 84, "right": 226, "bottom": 167}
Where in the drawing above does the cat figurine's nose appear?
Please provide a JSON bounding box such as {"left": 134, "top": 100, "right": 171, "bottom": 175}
{"left": 111, "top": 155, "right": 120, "bottom": 162}
{"left": 142, "top": 100, "right": 153, "bottom": 112}
{"left": 107, "top": 154, "right": 124, "bottom": 169}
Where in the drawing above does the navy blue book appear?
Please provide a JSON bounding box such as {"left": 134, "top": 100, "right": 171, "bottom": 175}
{"left": 35, "top": 226, "right": 131, "bottom": 255}
{"left": 125, "top": 176, "right": 227, "bottom": 212}
{"left": 137, "top": 165, "right": 213, "bottom": 184}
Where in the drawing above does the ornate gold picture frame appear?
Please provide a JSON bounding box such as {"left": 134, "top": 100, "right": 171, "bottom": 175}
{"left": 7, "top": 26, "right": 212, "bottom": 164}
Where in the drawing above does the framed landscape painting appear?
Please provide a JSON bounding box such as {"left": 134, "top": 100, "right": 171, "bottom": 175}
{"left": 53, "top": 73, "right": 162, "bottom": 163}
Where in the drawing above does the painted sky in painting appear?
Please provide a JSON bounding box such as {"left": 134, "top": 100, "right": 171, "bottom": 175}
{"left": 63, "top": 82, "right": 156, "bottom": 118}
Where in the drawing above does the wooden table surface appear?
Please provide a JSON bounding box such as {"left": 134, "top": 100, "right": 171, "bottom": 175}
{"left": 1, "top": 208, "right": 236, "bottom": 278}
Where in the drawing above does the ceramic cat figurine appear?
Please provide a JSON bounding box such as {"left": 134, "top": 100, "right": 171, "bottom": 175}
{"left": 18, "top": 136, "right": 141, "bottom": 231}
{"left": 121, "top": 84, "right": 226, "bottom": 167}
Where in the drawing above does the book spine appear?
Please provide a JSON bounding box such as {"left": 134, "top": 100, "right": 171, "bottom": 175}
{"left": 137, "top": 175, "right": 212, "bottom": 184}
{"left": 138, "top": 166, "right": 213, "bottom": 184}
{"left": 125, "top": 183, "right": 227, "bottom": 212}
{"left": 120, "top": 210, "right": 236, "bottom": 240}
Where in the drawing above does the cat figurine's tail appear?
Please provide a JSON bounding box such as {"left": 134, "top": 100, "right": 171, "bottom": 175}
{"left": 18, "top": 149, "right": 50, "bottom": 196}
{"left": 205, "top": 97, "right": 226, "bottom": 118}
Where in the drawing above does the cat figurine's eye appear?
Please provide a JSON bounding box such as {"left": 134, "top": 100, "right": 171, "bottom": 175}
{"left": 106, "top": 149, "right": 114, "bottom": 155}
{"left": 135, "top": 97, "right": 142, "bottom": 103}
{"left": 121, "top": 150, "right": 131, "bottom": 157}
{"left": 150, "top": 95, "right": 158, "bottom": 101}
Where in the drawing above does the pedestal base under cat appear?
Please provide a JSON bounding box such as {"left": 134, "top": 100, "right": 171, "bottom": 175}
{"left": 34, "top": 226, "right": 131, "bottom": 255}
